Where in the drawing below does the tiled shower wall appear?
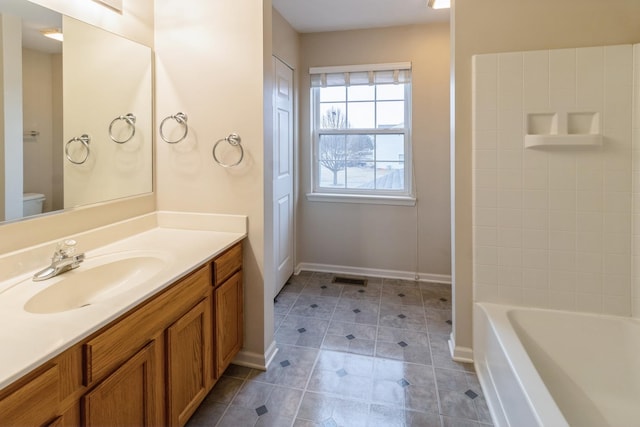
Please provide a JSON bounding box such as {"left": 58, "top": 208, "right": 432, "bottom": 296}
{"left": 634, "top": 45, "right": 640, "bottom": 317}
{"left": 472, "top": 45, "right": 634, "bottom": 316}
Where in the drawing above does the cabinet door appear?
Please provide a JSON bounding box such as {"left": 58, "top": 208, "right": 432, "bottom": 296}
{"left": 215, "top": 271, "right": 243, "bottom": 374}
{"left": 166, "top": 297, "right": 212, "bottom": 427}
{"left": 0, "top": 364, "right": 59, "bottom": 426}
{"left": 83, "top": 341, "right": 160, "bottom": 427}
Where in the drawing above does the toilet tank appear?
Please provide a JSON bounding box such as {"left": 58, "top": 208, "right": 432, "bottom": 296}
{"left": 23, "top": 193, "right": 45, "bottom": 216}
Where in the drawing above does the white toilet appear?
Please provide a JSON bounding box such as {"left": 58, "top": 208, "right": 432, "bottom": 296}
{"left": 23, "top": 193, "right": 46, "bottom": 216}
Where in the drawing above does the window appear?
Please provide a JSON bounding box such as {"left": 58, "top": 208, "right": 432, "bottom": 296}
{"left": 308, "top": 63, "right": 413, "bottom": 205}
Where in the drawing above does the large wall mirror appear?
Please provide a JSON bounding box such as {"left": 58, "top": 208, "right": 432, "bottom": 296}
{"left": 0, "top": 0, "right": 152, "bottom": 223}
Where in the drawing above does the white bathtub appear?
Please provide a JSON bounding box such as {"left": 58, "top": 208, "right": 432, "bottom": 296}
{"left": 474, "top": 302, "right": 640, "bottom": 427}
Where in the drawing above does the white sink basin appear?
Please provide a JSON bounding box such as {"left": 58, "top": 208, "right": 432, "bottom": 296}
{"left": 24, "top": 252, "right": 170, "bottom": 314}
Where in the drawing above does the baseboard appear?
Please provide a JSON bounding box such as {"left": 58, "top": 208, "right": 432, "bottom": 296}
{"left": 448, "top": 333, "right": 474, "bottom": 363}
{"left": 294, "top": 262, "right": 451, "bottom": 284}
{"left": 232, "top": 340, "right": 278, "bottom": 371}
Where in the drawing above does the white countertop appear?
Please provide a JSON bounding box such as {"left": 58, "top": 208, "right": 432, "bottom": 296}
{"left": 0, "top": 213, "right": 246, "bottom": 391}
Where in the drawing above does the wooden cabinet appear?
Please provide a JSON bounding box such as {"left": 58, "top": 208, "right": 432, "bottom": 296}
{"left": 215, "top": 271, "right": 243, "bottom": 375}
{"left": 0, "top": 241, "right": 243, "bottom": 427}
{"left": 167, "top": 296, "right": 212, "bottom": 427}
{"left": 83, "top": 341, "right": 161, "bottom": 426}
{"left": 0, "top": 364, "right": 60, "bottom": 426}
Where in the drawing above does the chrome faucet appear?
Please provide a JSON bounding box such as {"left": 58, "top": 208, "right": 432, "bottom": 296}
{"left": 33, "top": 239, "right": 85, "bottom": 282}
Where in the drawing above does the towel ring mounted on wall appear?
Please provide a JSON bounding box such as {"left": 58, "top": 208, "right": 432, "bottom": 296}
{"left": 109, "top": 113, "right": 136, "bottom": 144}
{"left": 212, "top": 133, "right": 244, "bottom": 168}
{"left": 159, "top": 112, "right": 188, "bottom": 144}
{"left": 65, "top": 134, "right": 91, "bottom": 165}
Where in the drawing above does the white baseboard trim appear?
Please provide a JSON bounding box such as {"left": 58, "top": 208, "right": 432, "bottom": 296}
{"left": 232, "top": 340, "right": 278, "bottom": 371}
{"left": 448, "top": 333, "right": 474, "bottom": 363}
{"left": 294, "top": 262, "right": 451, "bottom": 284}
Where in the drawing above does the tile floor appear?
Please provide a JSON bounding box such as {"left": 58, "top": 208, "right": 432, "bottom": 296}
{"left": 187, "top": 271, "right": 493, "bottom": 427}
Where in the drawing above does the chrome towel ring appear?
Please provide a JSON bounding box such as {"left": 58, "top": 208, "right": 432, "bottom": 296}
{"left": 160, "top": 112, "right": 188, "bottom": 144}
{"left": 109, "top": 113, "right": 136, "bottom": 144}
{"left": 65, "top": 134, "right": 91, "bottom": 165}
{"left": 212, "top": 133, "right": 244, "bottom": 168}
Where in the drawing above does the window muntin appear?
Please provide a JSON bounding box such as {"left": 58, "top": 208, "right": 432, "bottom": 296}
{"left": 312, "top": 80, "right": 411, "bottom": 197}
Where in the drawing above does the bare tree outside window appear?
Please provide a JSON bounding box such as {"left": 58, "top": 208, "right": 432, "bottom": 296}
{"left": 319, "top": 107, "right": 373, "bottom": 186}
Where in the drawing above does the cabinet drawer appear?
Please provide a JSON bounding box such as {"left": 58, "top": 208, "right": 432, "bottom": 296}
{"left": 0, "top": 364, "right": 59, "bottom": 426}
{"left": 84, "top": 266, "right": 210, "bottom": 385}
{"left": 214, "top": 243, "right": 242, "bottom": 287}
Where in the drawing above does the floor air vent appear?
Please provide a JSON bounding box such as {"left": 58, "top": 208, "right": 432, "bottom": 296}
{"left": 332, "top": 276, "right": 367, "bottom": 286}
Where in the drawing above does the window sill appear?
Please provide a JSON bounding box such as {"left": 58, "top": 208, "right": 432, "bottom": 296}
{"left": 306, "top": 193, "right": 416, "bottom": 206}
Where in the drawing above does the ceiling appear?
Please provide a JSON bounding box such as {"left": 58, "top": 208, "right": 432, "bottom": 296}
{"left": 272, "top": 0, "right": 449, "bottom": 33}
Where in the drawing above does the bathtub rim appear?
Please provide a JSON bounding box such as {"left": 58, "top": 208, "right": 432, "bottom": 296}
{"left": 473, "top": 302, "right": 569, "bottom": 427}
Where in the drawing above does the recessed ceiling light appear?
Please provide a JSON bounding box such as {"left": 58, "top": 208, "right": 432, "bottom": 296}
{"left": 427, "top": 0, "right": 450, "bottom": 9}
{"left": 40, "top": 29, "right": 63, "bottom": 42}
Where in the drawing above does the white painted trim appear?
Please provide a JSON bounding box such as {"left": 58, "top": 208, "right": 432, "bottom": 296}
{"left": 232, "top": 340, "right": 278, "bottom": 371}
{"left": 448, "top": 333, "right": 474, "bottom": 363}
{"left": 310, "top": 62, "right": 411, "bottom": 74}
{"left": 306, "top": 193, "right": 416, "bottom": 206}
{"left": 294, "top": 262, "right": 451, "bottom": 284}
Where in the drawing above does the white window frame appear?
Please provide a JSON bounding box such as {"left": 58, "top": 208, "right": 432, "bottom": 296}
{"left": 307, "top": 64, "right": 415, "bottom": 206}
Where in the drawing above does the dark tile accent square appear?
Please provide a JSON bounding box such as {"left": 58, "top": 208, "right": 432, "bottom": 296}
{"left": 311, "top": 304, "right": 319, "bottom": 308}
{"left": 397, "top": 378, "right": 410, "bottom": 388}
{"left": 298, "top": 328, "right": 307, "bottom": 333}
{"left": 280, "top": 360, "right": 291, "bottom": 368}
{"left": 398, "top": 314, "right": 406, "bottom": 319}
{"left": 274, "top": 298, "right": 279, "bottom": 303}
{"left": 440, "top": 297, "right": 448, "bottom": 302}
{"left": 353, "top": 309, "right": 361, "bottom": 313}
{"left": 321, "top": 285, "right": 327, "bottom": 289}
{"left": 446, "top": 320, "right": 452, "bottom": 325}
{"left": 255, "top": 405, "right": 268, "bottom": 416}
{"left": 398, "top": 293, "right": 405, "bottom": 297}
{"left": 346, "top": 334, "right": 356, "bottom": 340}
{"left": 358, "top": 289, "right": 365, "bottom": 293}
{"left": 465, "top": 389, "right": 478, "bottom": 399}
{"left": 397, "top": 341, "right": 408, "bottom": 348}
{"left": 336, "top": 368, "right": 348, "bottom": 377}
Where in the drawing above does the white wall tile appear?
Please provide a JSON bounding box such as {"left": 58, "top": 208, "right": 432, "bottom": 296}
{"left": 498, "top": 53, "right": 523, "bottom": 110}
{"left": 498, "top": 150, "right": 522, "bottom": 169}
{"left": 522, "top": 249, "right": 548, "bottom": 269}
{"left": 498, "top": 190, "right": 522, "bottom": 209}
{"left": 474, "top": 207, "right": 498, "bottom": 227}
{"left": 603, "top": 274, "right": 630, "bottom": 296}
{"left": 576, "top": 47, "right": 604, "bottom": 109}
{"left": 523, "top": 50, "right": 550, "bottom": 110}
{"left": 498, "top": 266, "right": 523, "bottom": 286}
{"left": 497, "top": 286, "right": 524, "bottom": 305}
{"left": 523, "top": 289, "right": 550, "bottom": 307}
{"left": 498, "top": 247, "right": 522, "bottom": 267}
{"left": 474, "top": 130, "right": 498, "bottom": 150}
{"left": 577, "top": 271, "right": 602, "bottom": 294}
{"left": 475, "top": 169, "right": 498, "bottom": 189}
{"left": 475, "top": 108, "right": 498, "bottom": 131}
{"left": 523, "top": 149, "right": 548, "bottom": 170}
{"left": 474, "top": 150, "right": 497, "bottom": 170}
{"left": 577, "top": 190, "right": 603, "bottom": 212}
{"left": 549, "top": 191, "right": 576, "bottom": 211}
{"left": 498, "top": 169, "right": 522, "bottom": 190}
{"left": 523, "top": 209, "right": 548, "bottom": 229}
{"left": 577, "top": 211, "right": 603, "bottom": 233}
{"left": 475, "top": 264, "right": 498, "bottom": 285}
{"left": 576, "top": 252, "right": 603, "bottom": 273}
{"left": 523, "top": 169, "right": 548, "bottom": 190}
{"left": 523, "top": 190, "right": 548, "bottom": 210}
{"left": 604, "top": 213, "right": 631, "bottom": 234}
{"left": 576, "top": 293, "right": 602, "bottom": 313}
{"left": 548, "top": 291, "right": 576, "bottom": 311}
{"left": 498, "top": 208, "right": 522, "bottom": 228}
{"left": 549, "top": 251, "right": 576, "bottom": 271}
{"left": 604, "top": 45, "right": 633, "bottom": 89}
{"left": 523, "top": 268, "right": 548, "bottom": 289}
{"left": 549, "top": 210, "right": 576, "bottom": 232}
{"left": 474, "top": 284, "right": 499, "bottom": 302}
{"left": 474, "top": 226, "right": 497, "bottom": 246}
{"left": 522, "top": 228, "right": 548, "bottom": 249}
{"left": 475, "top": 246, "right": 497, "bottom": 266}
{"left": 602, "top": 295, "right": 630, "bottom": 316}
{"left": 474, "top": 188, "right": 497, "bottom": 208}
{"left": 603, "top": 232, "right": 631, "bottom": 254}
{"left": 576, "top": 232, "right": 603, "bottom": 253}
{"left": 498, "top": 227, "right": 522, "bottom": 248}
{"left": 548, "top": 167, "right": 576, "bottom": 191}
{"left": 549, "top": 231, "right": 576, "bottom": 251}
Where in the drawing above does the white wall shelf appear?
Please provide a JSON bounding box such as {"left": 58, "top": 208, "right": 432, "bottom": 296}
{"left": 524, "top": 134, "right": 603, "bottom": 148}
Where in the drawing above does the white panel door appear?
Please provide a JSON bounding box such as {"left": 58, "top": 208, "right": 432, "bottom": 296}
{"left": 273, "top": 57, "right": 294, "bottom": 296}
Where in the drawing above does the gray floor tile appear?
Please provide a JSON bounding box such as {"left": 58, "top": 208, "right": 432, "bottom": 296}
{"left": 187, "top": 270, "right": 493, "bottom": 427}
{"left": 296, "top": 391, "right": 369, "bottom": 427}
{"left": 368, "top": 404, "right": 442, "bottom": 427}
{"left": 275, "top": 292, "right": 299, "bottom": 315}
{"left": 332, "top": 298, "right": 380, "bottom": 325}
{"left": 289, "top": 295, "right": 339, "bottom": 319}
{"left": 274, "top": 314, "right": 286, "bottom": 331}
{"left": 379, "top": 303, "right": 427, "bottom": 331}
{"left": 376, "top": 327, "right": 432, "bottom": 365}
{"left": 322, "top": 321, "right": 377, "bottom": 356}
{"left": 275, "top": 315, "right": 329, "bottom": 348}
{"left": 248, "top": 345, "right": 319, "bottom": 389}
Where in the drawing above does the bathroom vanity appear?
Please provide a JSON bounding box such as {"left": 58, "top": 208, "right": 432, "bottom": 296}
{"left": 0, "top": 213, "right": 246, "bottom": 427}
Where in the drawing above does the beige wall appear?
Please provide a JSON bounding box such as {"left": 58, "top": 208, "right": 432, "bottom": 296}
{"left": 452, "top": 0, "right": 640, "bottom": 356}
{"left": 28, "top": 0, "right": 153, "bottom": 47}
{"left": 0, "top": 0, "right": 154, "bottom": 255}
{"left": 22, "top": 48, "right": 57, "bottom": 213}
{"left": 155, "top": 0, "right": 272, "bottom": 366}
{"left": 298, "top": 23, "right": 451, "bottom": 279}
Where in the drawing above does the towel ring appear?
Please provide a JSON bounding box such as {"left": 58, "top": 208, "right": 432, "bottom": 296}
{"left": 160, "top": 112, "right": 188, "bottom": 144}
{"left": 212, "top": 133, "right": 244, "bottom": 168}
{"left": 65, "top": 134, "right": 91, "bottom": 165}
{"left": 109, "top": 113, "right": 136, "bottom": 144}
